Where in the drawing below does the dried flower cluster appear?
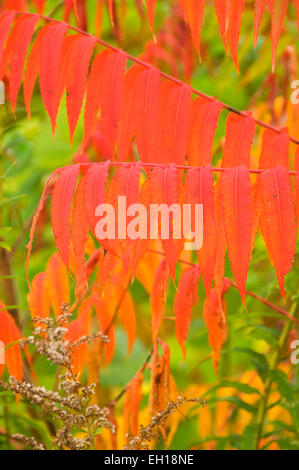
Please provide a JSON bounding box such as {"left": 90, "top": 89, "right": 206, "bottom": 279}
{"left": 124, "top": 396, "right": 206, "bottom": 450}
{"left": 0, "top": 305, "right": 114, "bottom": 450}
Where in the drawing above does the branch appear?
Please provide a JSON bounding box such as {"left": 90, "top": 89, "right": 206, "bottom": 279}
{"left": 14, "top": 11, "right": 299, "bottom": 148}
{"left": 147, "top": 248, "right": 299, "bottom": 325}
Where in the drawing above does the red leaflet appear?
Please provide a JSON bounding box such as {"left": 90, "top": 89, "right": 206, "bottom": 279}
{"left": 151, "top": 258, "right": 169, "bottom": 341}
{"left": 71, "top": 175, "right": 89, "bottom": 280}
{"left": 53, "top": 35, "right": 81, "bottom": 132}
{"left": 84, "top": 161, "right": 109, "bottom": 236}
{"left": 111, "top": 162, "right": 142, "bottom": 256}
{"left": 221, "top": 166, "right": 252, "bottom": 305}
{"left": 146, "top": 0, "right": 156, "bottom": 35}
{"left": 125, "top": 179, "right": 151, "bottom": 279}
{"left": 7, "top": 15, "right": 38, "bottom": 111}
{"left": 117, "top": 64, "right": 143, "bottom": 162}
{"left": 149, "top": 339, "right": 172, "bottom": 419}
{"left": 161, "top": 83, "right": 192, "bottom": 165}
{"left": 116, "top": 286, "right": 136, "bottom": 354}
{"left": 67, "top": 297, "right": 92, "bottom": 374}
{"left": 84, "top": 50, "right": 111, "bottom": 147}
{"left": 0, "top": 301, "right": 22, "bottom": 381}
{"left": 113, "top": 161, "right": 141, "bottom": 207}
{"left": 149, "top": 164, "right": 181, "bottom": 278}
{"left": 66, "top": 35, "right": 96, "bottom": 142}
{"left": 254, "top": 0, "right": 267, "bottom": 48}
{"left": 226, "top": 0, "right": 246, "bottom": 72}
{"left": 95, "top": 0, "right": 104, "bottom": 36}
{"left": 107, "top": 0, "right": 114, "bottom": 23}
{"left": 26, "top": 171, "right": 56, "bottom": 286}
{"left": 23, "top": 24, "right": 49, "bottom": 118}
{"left": 259, "top": 167, "right": 297, "bottom": 298}
{"left": 214, "top": 181, "right": 226, "bottom": 306}
{"left": 40, "top": 23, "right": 68, "bottom": 132}
{"left": 0, "top": 11, "right": 15, "bottom": 66}
{"left": 185, "top": 165, "right": 217, "bottom": 296}
{"left": 187, "top": 97, "right": 222, "bottom": 166}
{"left": 222, "top": 113, "right": 256, "bottom": 168}
{"left": 259, "top": 129, "right": 289, "bottom": 169}
{"left": 178, "top": 0, "right": 206, "bottom": 56}
{"left": 93, "top": 295, "right": 115, "bottom": 366}
{"left": 27, "top": 272, "right": 50, "bottom": 319}
{"left": 214, "top": 0, "right": 231, "bottom": 50}
{"left": 46, "top": 253, "right": 70, "bottom": 316}
{"left": 267, "top": 0, "right": 289, "bottom": 71}
{"left": 51, "top": 165, "right": 80, "bottom": 269}
{"left": 98, "top": 51, "right": 128, "bottom": 156}
{"left": 203, "top": 279, "right": 231, "bottom": 373}
{"left": 124, "top": 370, "right": 143, "bottom": 438}
{"left": 134, "top": 67, "right": 160, "bottom": 164}
{"left": 174, "top": 266, "right": 200, "bottom": 358}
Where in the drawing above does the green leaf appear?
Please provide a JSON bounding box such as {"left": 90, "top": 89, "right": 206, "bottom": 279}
{"left": 202, "top": 380, "right": 260, "bottom": 399}
{"left": 206, "top": 396, "right": 256, "bottom": 414}
{"left": 240, "top": 424, "right": 259, "bottom": 450}
{"left": 234, "top": 348, "right": 269, "bottom": 382}
{"left": 277, "top": 437, "right": 299, "bottom": 450}
{"left": 268, "top": 369, "right": 294, "bottom": 403}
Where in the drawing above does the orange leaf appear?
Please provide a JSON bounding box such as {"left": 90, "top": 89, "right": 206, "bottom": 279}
{"left": 0, "top": 300, "right": 22, "bottom": 381}
{"left": 134, "top": 67, "right": 161, "bottom": 164}
{"left": 71, "top": 174, "right": 89, "bottom": 281}
{"left": 124, "top": 370, "right": 143, "bottom": 439}
{"left": 66, "top": 35, "right": 96, "bottom": 141}
{"left": 214, "top": 181, "right": 226, "bottom": 306}
{"left": 174, "top": 266, "right": 200, "bottom": 358}
{"left": 117, "top": 64, "right": 143, "bottom": 162}
{"left": 23, "top": 23, "right": 49, "bottom": 118}
{"left": 161, "top": 83, "right": 192, "bottom": 165}
{"left": 0, "top": 11, "right": 15, "bottom": 67}
{"left": 214, "top": 0, "right": 231, "bottom": 50}
{"left": 185, "top": 165, "right": 216, "bottom": 296}
{"left": 26, "top": 171, "right": 56, "bottom": 286}
{"left": 84, "top": 161, "right": 110, "bottom": 237}
{"left": 221, "top": 166, "right": 252, "bottom": 305}
{"left": 46, "top": 253, "right": 70, "bottom": 316}
{"left": 97, "top": 50, "right": 128, "bottom": 155}
{"left": 254, "top": 0, "right": 267, "bottom": 48}
{"left": 151, "top": 258, "right": 169, "bottom": 341}
{"left": 259, "top": 167, "right": 297, "bottom": 298}
{"left": 267, "top": 0, "right": 289, "bottom": 71}
{"left": 187, "top": 97, "right": 222, "bottom": 166}
{"left": 27, "top": 272, "right": 50, "bottom": 319}
{"left": 203, "top": 279, "right": 231, "bottom": 373}
{"left": 146, "top": 0, "right": 156, "bottom": 36}
{"left": 84, "top": 50, "right": 111, "bottom": 147}
{"left": 39, "top": 23, "right": 68, "bottom": 132}
{"left": 67, "top": 297, "right": 92, "bottom": 374}
{"left": 178, "top": 0, "right": 206, "bottom": 56}
{"left": 259, "top": 129, "right": 289, "bottom": 169}
{"left": 93, "top": 295, "right": 115, "bottom": 366}
{"left": 51, "top": 164, "right": 80, "bottom": 269}
{"left": 149, "top": 164, "right": 182, "bottom": 278}
{"left": 3, "top": 15, "right": 38, "bottom": 111}
{"left": 226, "top": 0, "right": 246, "bottom": 72}
{"left": 222, "top": 113, "right": 255, "bottom": 168}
